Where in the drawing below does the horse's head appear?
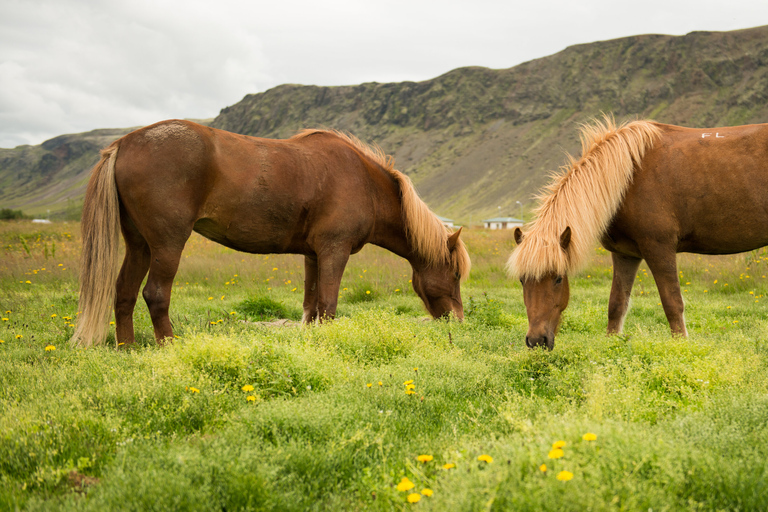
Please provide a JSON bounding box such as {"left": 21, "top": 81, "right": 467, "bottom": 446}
{"left": 411, "top": 229, "right": 466, "bottom": 320}
{"left": 514, "top": 226, "right": 572, "bottom": 350}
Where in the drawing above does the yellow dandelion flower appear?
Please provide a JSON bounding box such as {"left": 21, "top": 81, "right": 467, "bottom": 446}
{"left": 421, "top": 489, "right": 433, "bottom": 497}
{"left": 44, "top": 345, "right": 55, "bottom": 351}
{"left": 405, "top": 390, "right": 416, "bottom": 395}
{"left": 50, "top": 314, "right": 57, "bottom": 318}
{"left": 406, "top": 493, "right": 421, "bottom": 503}
{"left": 366, "top": 383, "right": 373, "bottom": 388}
{"left": 2, "top": 318, "right": 8, "bottom": 322}
{"left": 188, "top": 387, "right": 200, "bottom": 393}
{"left": 582, "top": 432, "right": 597, "bottom": 441}
{"left": 378, "top": 381, "right": 383, "bottom": 386}
{"left": 230, "top": 311, "right": 236, "bottom": 315}
{"left": 548, "top": 448, "right": 564, "bottom": 459}
{"left": 443, "top": 463, "right": 455, "bottom": 470}
{"left": 406, "top": 384, "right": 416, "bottom": 390}
{"left": 365, "top": 290, "right": 371, "bottom": 294}
{"left": 396, "top": 477, "right": 415, "bottom": 492}
{"left": 477, "top": 454, "right": 493, "bottom": 463}
{"left": 207, "top": 297, "right": 213, "bottom": 300}
{"left": 552, "top": 440, "right": 566, "bottom": 449}
{"left": 25, "top": 280, "right": 31, "bottom": 284}
{"left": 110, "top": 321, "right": 115, "bottom": 325}
{"left": 539, "top": 464, "right": 547, "bottom": 472}
{"left": 16, "top": 335, "right": 23, "bottom": 339}
{"left": 416, "top": 454, "right": 433, "bottom": 463}
{"left": 403, "top": 380, "right": 414, "bottom": 386}
{"left": 242, "top": 384, "right": 255, "bottom": 392}
{"left": 556, "top": 470, "right": 574, "bottom": 481}
{"left": 246, "top": 395, "right": 257, "bottom": 402}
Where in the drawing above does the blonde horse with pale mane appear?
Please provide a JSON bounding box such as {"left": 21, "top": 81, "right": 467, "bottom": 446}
{"left": 508, "top": 115, "right": 768, "bottom": 349}
{"left": 72, "top": 120, "right": 469, "bottom": 348}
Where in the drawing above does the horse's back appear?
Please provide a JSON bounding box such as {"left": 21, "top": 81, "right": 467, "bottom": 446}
{"left": 612, "top": 122, "right": 768, "bottom": 255}
{"left": 112, "top": 121, "right": 380, "bottom": 255}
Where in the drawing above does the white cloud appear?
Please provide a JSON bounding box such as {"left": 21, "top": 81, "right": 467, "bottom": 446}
{"left": 1, "top": 0, "right": 767, "bottom": 147}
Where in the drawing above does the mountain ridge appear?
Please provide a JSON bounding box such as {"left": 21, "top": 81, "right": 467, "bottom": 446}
{"left": 2, "top": 25, "right": 767, "bottom": 221}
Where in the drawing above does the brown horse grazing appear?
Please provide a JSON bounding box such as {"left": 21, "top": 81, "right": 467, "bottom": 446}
{"left": 71, "top": 120, "right": 470, "bottom": 348}
{"left": 508, "top": 116, "right": 768, "bottom": 349}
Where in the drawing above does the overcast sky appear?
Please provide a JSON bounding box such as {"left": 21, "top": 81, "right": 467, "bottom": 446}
{"left": 1, "top": 0, "right": 767, "bottom": 148}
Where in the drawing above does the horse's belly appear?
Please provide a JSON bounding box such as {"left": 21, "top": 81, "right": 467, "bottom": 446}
{"left": 193, "top": 218, "right": 306, "bottom": 254}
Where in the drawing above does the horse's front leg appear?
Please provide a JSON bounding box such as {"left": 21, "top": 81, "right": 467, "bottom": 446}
{"left": 302, "top": 255, "right": 319, "bottom": 323}
{"left": 642, "top": 244, "right": 687, "bottom": 336}
{"left": 607, "top": 252, "right": 642, "bottom": 334}
{"left": 314, "top": 249, "right": 351, "bottom": 322}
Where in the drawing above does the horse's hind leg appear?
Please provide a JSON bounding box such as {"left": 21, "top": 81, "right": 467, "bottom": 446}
{"left": 302, "top": 255, "right": 319, "bottom": 323}
{"left": 141, "top": 244, "right": 186, "bottom": 344}
{"left": 115, "top": 218, "right": 151, "bottom": 346}
{"left": 607, "top": 252, "right": 642, "bottom": 334}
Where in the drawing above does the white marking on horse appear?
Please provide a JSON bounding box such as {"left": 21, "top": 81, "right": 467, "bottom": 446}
{"left": 702, "top": 133, "right": 725, "bottom": 139}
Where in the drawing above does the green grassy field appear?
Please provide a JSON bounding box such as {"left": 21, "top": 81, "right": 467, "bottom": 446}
{"left": 1, "top": 222, "right": 767, "bottom": 511}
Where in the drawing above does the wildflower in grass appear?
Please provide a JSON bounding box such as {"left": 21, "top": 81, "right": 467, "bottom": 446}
{"left": 208, "top": 297, "right": 213, "bottom": 300}
{"left": 188, "top": 387, "right": 200, "bottom": 393}
{"left": 582, "top": 432, "right": 597, "bottom": 441}
{"left": 416, "top": 454, "right": 433, "bottom": 463}
{"left": 478, "top": 454, "right": 493, "bottom": 463}
{"left": 2, "top": 318, "right": 8, "bottom": 322}
{"left": 16, "top": 335, "right": 22, "bottom": 339}
{"left": 421, "top": 489, "right": 433, "bottom": 497}
{"left": 548, "top": 448, "right": 565, "bottom": 459}
{"left": 405, "top": 390, "right": 416, "bottom": 395}
{"left": 403, "top": 380, "right": 414, "bottom": 386}
{"left": 110, "top": 321, "right": 115, "bottom": 325}
{"left": 407, "top": 493, "right": 421, "bottom": 503}
{"left": 539, "top": 464, "right": 547, "bottom": 472}
{"left": 51, "top": 314, "right": 57, "bottom": 318}
{"left": 443, "top": 463, "right": 455, "bottom": 470}
{"left": 242, "top": 384, "right": 255, "bottom": 392}
{"left": 0, "top": 339, "right": 4, "bottom": 344}
{"left": 406, "top": 384, "right": 416, "bottom": 391}
{"left": 378, "top": 381, "right": 383, "bottom": 386}
{"left": 25, "top": 280, "right": 31, "bottom": 284}
{"left": 246, "top": 395, "right": 256, "bottom": 402}
{"left": 556, "top": 470, "right": 574, "bottom": 481}
{"left": 552, "top": 440, "right": 566, "bottom": 449}
{"left": 367, "top": 383, "right": 373, "bottom": 388}
{"left": 397, "top": 477, "right": 415, "bottom": 492}
{"left": 44, "top": 345, "right": 55, "bottom": 351}
{"left": 366, "top": 290, "right": 371, "bottom": 294}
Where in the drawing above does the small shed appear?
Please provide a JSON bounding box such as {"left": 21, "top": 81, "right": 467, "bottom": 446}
{"left": 436, "top": 216, "right": 455, "bottom": 228}
{"left": 482, "top": 217, "right": 523, "bottom": 230}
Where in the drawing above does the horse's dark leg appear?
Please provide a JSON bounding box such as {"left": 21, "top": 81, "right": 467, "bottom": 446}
{"left": 642, "top": 244, "right": 687, "bottom": 336}
{"left": 115, "top": 220, "right": 151, "bottom": 346}
{"left": 315, "top": 250, "right": 351, "bottom": 321}
{"left": 607, "top": 253, "right": 642, "bottom": 334}
{"left": 302, "top": 255, "right": 319, "bottom": 323}
{"left": 142, "top": 245, "right": 184, "bottom": 344}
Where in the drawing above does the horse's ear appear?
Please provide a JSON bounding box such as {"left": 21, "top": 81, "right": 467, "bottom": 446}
{"left": 560, "top": 226, "right": 572, "bottom": 251}
{"left": 447, "top": 227, "right": 462, "bottom": 252}
{"left": 514, "top": 227, "right": 524, "bottom": 245}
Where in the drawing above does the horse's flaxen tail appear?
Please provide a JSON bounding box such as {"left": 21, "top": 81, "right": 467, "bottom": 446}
{"left": 70, "top": 142, "right": 121, "bottom": 348}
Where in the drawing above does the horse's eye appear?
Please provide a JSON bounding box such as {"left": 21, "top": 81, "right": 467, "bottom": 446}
{"left": 555, "top": 276, "right": 563, "bottom": 285}
{"left": 519, "top": 278, "right": 524, "bottom": 284}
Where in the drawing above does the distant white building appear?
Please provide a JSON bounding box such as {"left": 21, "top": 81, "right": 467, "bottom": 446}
{"left": 437, "top": 216, "right": 455, "bottom": 228}
{"left": 482, "top": 217, "right": 523, "bottom": 230}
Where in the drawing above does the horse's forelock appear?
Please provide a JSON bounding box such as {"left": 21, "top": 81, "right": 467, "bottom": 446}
{"left": 507, "top": 116, "right": 661, "bottom": 279}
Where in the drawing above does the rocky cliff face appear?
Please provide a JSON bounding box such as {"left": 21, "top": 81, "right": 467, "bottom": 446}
{"left": 3, "top": 26, "right": 768, "bottom": 220}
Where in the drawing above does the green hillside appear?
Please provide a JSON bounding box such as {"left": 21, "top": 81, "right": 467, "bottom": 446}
{"left": 2, "top": 26, "right": 768, "bottom": 221}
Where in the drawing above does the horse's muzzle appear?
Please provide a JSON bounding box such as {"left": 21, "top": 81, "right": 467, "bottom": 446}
{"left": 525, "top": 335, "right": 554, "bottom": 351}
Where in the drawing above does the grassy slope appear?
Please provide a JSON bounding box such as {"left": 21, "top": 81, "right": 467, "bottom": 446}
{"left": 1, "top": 222, "right": 768, "bottom": 510}
{"left": 3, "top": 27, "right": 768, "bottom": 221}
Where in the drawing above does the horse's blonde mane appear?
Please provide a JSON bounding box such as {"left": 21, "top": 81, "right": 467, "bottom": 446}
{"left": 507, "top": 116, "right": 662, "bottom": 280}
{"left": 294, "top": 129, "right": 470, "bottom": 280}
